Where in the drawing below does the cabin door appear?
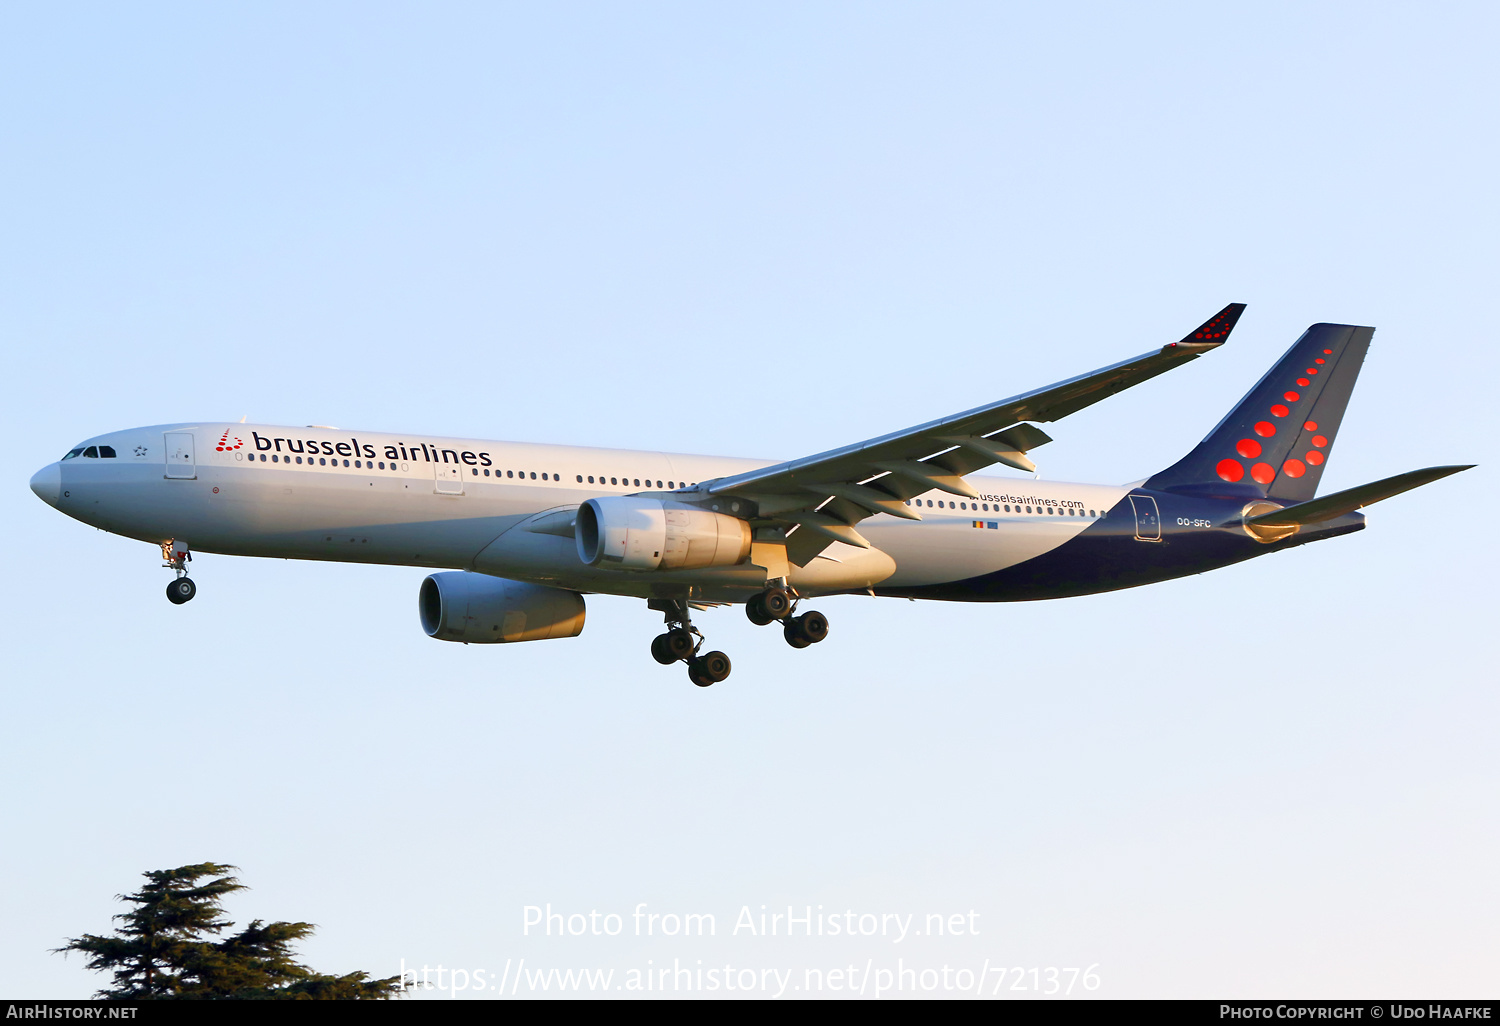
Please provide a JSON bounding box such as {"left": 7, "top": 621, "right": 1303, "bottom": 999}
{"left": 164, "top": 432, "right": 196, "bottom": 479}
{"left": 1129, "top": 494, "right": 1161, "bottom": 542}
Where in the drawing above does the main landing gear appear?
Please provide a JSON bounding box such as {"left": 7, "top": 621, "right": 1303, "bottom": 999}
{"left": 746, "top": 585, "right": 829, "bottom": 650}
{"left": 162, "top": 539, "right": 196, "bottom": 605}
{"left": 648, "top": 599, "right": 732, "bottom": 688}
{"left": 646, "top": 586, "right": 828, "bottom": 688}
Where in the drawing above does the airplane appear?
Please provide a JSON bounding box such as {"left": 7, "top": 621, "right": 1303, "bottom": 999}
{"left": 28, "top": 304, "right": 1472, "bottom": 687}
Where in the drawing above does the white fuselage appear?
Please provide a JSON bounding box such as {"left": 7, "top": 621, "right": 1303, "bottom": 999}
{"left": 37, "top": 423, "right": 1130, "bottom": 601}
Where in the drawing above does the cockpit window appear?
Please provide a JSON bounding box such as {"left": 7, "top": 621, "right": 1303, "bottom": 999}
{"left": 62, "top": 448, "right": 84, "bottom": 460}
{"left": 83, "top": 446, "right": 99, "bottom": 458}
{"left": 98, "top": 446, "right": 116, "bottom": 458}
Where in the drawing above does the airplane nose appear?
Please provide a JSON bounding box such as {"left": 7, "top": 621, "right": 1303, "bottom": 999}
{"left": 30, "top": 464, "right": 61, "bottom": 507}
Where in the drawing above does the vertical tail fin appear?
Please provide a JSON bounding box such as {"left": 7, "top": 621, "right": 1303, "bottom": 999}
{"left": 1145, "top": 322, "right": 1372, "bottom": 501}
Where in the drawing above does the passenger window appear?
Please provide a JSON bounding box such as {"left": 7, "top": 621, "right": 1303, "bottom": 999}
{"left": 83, "top": 446, "right": 98, "bottom": 458}
{"left": 471, "top": 468, "right": 478, "bottom": 475}
{"left": 1004, "top": 504, "right": 1011, "bottom": 512}
{"left": 98, "top": 446, "right": 116, "bottom": 458}
{"left": 611, "top": 477, "right": 618, "bottom": 485}
{"left": 343, "top": 460, "right": 350, "bottom": 467}
{"left": 576, "top": 475, "right": 582, "bottom": 483}
{"left": 669, "top": 481, "right": 675, "bottom": 489}
{"left": 272, "top": 454, "right": 280, "bottom": 463}
{"left": 937, "top": 501, "right": 944, "bottom": 508}
{"left": 296, "top": 456, "right": 303, "bottom": 464}
{"left": 319, "top": 458, "right": 326, "bottom": 465}
{"left": 530, "top": 472, "right": 536, "bottom": 480}
{"left": 633, "top": 479, "right": 640, "bottom": 487}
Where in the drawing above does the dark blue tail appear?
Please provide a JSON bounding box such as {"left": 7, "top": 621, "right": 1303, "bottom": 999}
{"left": 1145, "top": 322, "right": 1373, "bottom": 502}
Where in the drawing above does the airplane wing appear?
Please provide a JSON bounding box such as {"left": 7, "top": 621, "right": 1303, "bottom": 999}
{"left": 699, "top": 303, "right": 1246, "bottom": 568}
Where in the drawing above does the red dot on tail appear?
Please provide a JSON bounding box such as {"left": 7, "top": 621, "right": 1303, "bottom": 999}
{"left": 1271, "top": 404, "right": 1290, "bottom": 417}
{"left": 1323, "top": 349, "right": 1332, "bottom": 354}
{"left": 1312, "top": 435, "right": 1328, "bottom": 447}
{"left": 1284, "top": 391, "right": 1300, "bottom": 402}
{"left": 1306, "top": 451, "right": 1324, "bottom": 465}
{"left": 1297, "top": 378, "right": 1310, "bottom": 387}
{"left": 1304, "top": 421, "right": 1318, "bottom": 431}
{"left": 1236, "top": 438, "right": 1262, "bottom": 458}
{"left": 1315, "top": 358, "right": 1325, "bottom": 364}
{"left": 1216, "top": 459, "right": 1245, "bottom": 482}
{"left": 1283, "top": 459, "right": 1306, "bottom": 478}
{"left": 1254, "top": 421, "right": 1276, "bottom": 437}
{"left": 1251, "top": 463, "right": 1275, "bottom": 484}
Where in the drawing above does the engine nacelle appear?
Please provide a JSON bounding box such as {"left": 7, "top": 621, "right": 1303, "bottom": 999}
{"left": 419, "top": 572, "right": 586, "bottom": 643}
{"left": 575, "top": 496, "right": 751, "bottom": 571}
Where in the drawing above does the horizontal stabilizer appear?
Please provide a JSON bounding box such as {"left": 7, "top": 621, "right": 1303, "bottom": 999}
{"left": 1245, "top": 465, "right": 1474, "bottom": 528}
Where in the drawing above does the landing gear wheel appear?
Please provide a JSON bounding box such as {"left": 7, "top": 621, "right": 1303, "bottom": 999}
{"left": 701, "top": 650, "right": 731, "bottom": 682}
{"left": 166, "top": 577, "right": 196, "bottom": 605}
{"left": 796, "top": 610, "right": 828, "bottom": 644}
{"left": 650, "top": 634, "right": 678, "bottom": 665}
{"left": 745, "top": 592, "right": 775, "bottom": 626}
{"left": 762, "top": 587, "right": 792, "bottom": 620}
{"left": 783, "top": 611, "right": 827, "bottom": 648}
{"left": 687, "top": 651, "right": 732, "bottom": 686}
{"left": 664, "top": 627, "right": 696, "bottom": 661}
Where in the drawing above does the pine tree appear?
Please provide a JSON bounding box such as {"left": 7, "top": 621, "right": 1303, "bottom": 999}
{"left": 57, "top": 864, "right": 401, "bottom": 1000}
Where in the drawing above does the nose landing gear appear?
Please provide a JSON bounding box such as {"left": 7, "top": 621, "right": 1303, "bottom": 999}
{"left": 166, "top": 577, "right": 197, "bottom": 604}
{"left": 162, "top": 540, "right": 196, "bottom": 604}
{"left": 746, "top": 584, "right": 829, "bottom": 650}
{"left": 648, "top": 599, "right": 732, "bottom": 687}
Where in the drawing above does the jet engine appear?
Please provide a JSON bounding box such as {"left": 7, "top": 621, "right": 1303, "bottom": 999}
{"left": 575, "top": 496, "right": 751, "bottom": 571}
{"left": 419, "top": 572, "right": 586, "bottom": 643}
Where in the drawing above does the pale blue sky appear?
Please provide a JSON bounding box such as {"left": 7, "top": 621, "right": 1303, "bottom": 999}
{"left": 1, "top": 2, "right": 1495, "bottom": 998}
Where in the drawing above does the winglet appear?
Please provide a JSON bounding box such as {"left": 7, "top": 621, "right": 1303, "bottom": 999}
{"left": 1173, "top": 302, "right": 1246, "bottom": 348}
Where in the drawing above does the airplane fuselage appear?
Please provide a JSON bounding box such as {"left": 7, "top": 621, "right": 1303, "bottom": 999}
{"left": 32, "top": 422, "right": 1363, "bottom": 605}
